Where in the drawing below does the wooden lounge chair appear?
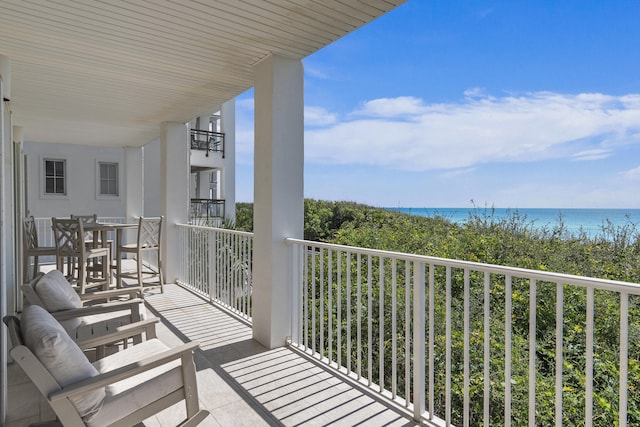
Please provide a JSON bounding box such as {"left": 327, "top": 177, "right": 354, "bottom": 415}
{"left": 4, "top": 305, "right": 209, "bottom": 427}
{"left": 22, "top": 270, "right": 145, "bottom": 346}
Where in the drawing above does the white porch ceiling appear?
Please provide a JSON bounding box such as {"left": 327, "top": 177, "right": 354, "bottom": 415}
{"left": 0, "top": 0, "right": 405, "bottom": 147}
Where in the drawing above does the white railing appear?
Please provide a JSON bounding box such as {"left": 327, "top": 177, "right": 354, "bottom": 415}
{"left": 286, "top": 238, "right": 640, "bottom": 427}
{"left": 176, "top": 224, "right": 253, "bottom": 321}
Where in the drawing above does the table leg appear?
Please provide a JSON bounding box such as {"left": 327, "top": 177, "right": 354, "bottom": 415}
{"left": 116, "top": 228, "right": 123, "bottom": 288}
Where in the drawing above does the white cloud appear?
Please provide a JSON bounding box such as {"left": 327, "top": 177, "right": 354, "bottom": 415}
{"left": 621, "top": 166, "right": 640, "bottom": 181}
{"left": 236, "top": 97, "right": 254, "bottom": 112}
{"left": 305, "top": 91, "right": 640, "bottom": 171}
{"left": 305, "top": 106, "right": 337, "bottom": 126}
{"left": 571, "top": 149, "right": 612, "bottom": 161}
{"left": 353, "top": 96, "right": 427, "bottom": 117}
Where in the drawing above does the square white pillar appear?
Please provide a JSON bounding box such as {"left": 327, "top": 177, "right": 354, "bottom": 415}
{"left": 160, "top": 122, "right": 189, "bottom": 283}
{"left": 253, "top": 54, "right": 304, "bottom": 348}
{"left": 221, "top": 99, "right": 236, "bottom": 222}
{"left": 124, "top": 146, "right": 144, "bottom": 221}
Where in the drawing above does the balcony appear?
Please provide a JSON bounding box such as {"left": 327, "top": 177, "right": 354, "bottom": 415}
{"left": 7, "top": 224, "right": 640, "bottom": 426}
{"left": 190, "top": 199, "right": 226, "bottom": 226}
{"left": 191, "top": 129, "right": 225, "bottom": 158}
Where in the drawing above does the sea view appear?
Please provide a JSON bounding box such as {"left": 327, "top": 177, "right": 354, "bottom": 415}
{"left": 387, "top": 207, "right": 640, "bottom": 237}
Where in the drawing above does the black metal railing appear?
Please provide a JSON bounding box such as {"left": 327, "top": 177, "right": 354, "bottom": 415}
{"left": 190, "top": 129, "right": 225, "bottom": 158}
{"left": 190, "top": 198, "right": 225, "bottom": 222}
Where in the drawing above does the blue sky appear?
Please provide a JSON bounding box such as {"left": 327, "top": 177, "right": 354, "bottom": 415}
{"left": 235, "top": 1, "right": 640, "bottom": 209}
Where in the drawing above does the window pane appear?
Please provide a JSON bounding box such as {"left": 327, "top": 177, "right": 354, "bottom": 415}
{"left": 46, "top": 177, "right": 54, "bottom": 193}
{"left": 99, "top": 162, "right": 118, "bottom": 196}
{"left": 44, "top": 159, "right": 65, "bottom": 195}
{"left": 55, "top": 179, "right": 64, "bottom": 194}
{"left": 45, "top": 161, "right": 54, "bottom": 176}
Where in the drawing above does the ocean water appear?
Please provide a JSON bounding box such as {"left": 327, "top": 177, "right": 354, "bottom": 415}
{"left": 386, "top": 207, "right": 640, "bottom": 237}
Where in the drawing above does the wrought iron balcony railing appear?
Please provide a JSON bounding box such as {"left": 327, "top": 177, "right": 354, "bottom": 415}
{"left": 190, "top": 129, "right": 225, "bottom": 158}
{"left": 190, "top": 198, "right": 225, "bottom": 222}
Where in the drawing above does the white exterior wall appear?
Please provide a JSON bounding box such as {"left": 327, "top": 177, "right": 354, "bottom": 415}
{"left": 23, "top": 142, "right": 126, "bottom": 219}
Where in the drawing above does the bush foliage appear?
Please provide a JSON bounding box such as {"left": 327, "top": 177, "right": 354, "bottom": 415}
{"left": 235, "top": 200, "right": 640, "bottom": 425}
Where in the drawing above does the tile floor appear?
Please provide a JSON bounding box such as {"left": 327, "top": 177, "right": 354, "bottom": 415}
{"left": 5, "top": 283, "right": 420, "bottom": 426}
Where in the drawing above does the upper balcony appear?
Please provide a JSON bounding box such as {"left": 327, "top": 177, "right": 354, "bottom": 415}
{"left": 191, "top": 129, "right": 225, "bottom": 159}
{"left": 190, "top": 198, "right": 225, "bottom": 227}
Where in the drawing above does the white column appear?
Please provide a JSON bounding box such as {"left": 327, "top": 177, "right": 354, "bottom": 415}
{"left": 124, "top": 146, "right": 144, "bottom": 221}
{"left": 0, "top": 53, "right": 12, "bottom": 426}
{"left": 252, "top": 54, "right": 304, "bottom": 348}
{"left": 221, "top": 99, "right": 236, "bottom": 221}
{"left": 160, "top": 122, "right": 189, "bottom": 283}
{"left": 197, "top": 172, "right": 209, "bottom": 199}
{"left": 13, "top": 126, "right": 25, "bottom": 311}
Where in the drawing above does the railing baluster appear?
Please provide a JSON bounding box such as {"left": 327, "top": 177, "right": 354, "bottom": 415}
{"left": 303, "top": 244, "right": 309, "bottom": 351}
{"left": 347, "top": 252, "right": 352, "bottom": 375}
{"left": 484, "top": 271, "right": 490, "bottom": 427}
{"left": 585, "top": 286, "right": 593, "bottom": 427}
{"left": 379, "top": 256, "right": 385, "bottom": 393}
{"left": 392, "top": 259, "right": 397, "bottom": 400}
{"left": 555, "top": 282, "right": 564, "bottom": 427}
{"left": 463, "top": 269, "right": 470, "bottom": 427}
{"left": 357, "top": 253, "right": 362, "bottom": 380}
{"left": 405, "top": 260, "right": 411, "bottom": 408}
{"left": 414, "top": 261, "right": 426, "bottom": 421}
{"left": 337, "top": 250, "right": 342, "bottom": 370}
{"left": 320, "top": 247, "right": 325, "bottom": 361}
{"left": 312, "top": 248, "right": 317, "bottom": 355}
{"left": 445, "top": 266, "right": 452, "bottom": 425}
{"left": 505, "top": 274, "right": 512, "bottom": 427}
{"left": 429, "top": 263, "right": 435, "bottom": 420}
{"left": 620, "top": 292, "right": 629, "bottom": 427}
{"left": 529, "top": 279, "right": 537, "bottom": 427}
{"left": 368, "top": 254, "right": 373, "bottom": 386}
{"left": 328, "top": 249, "right": 333, "bottom": 364}
{"left": 211, "top": 231, "right": 217, "bottom": 301}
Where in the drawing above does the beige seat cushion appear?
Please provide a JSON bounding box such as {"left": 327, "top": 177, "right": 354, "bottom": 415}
{"left": 87, "top": 339, "right": 183, "bottom": 427}
{"left": 21, "top": 305, "right": 106, "bottom": 420}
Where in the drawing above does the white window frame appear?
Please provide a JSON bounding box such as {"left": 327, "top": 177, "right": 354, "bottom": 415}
{"left": 96, "top": 160, "right": 120, "bottom": 199}
{"left": 41, "top": 157, "right": 68, "bottom": 199}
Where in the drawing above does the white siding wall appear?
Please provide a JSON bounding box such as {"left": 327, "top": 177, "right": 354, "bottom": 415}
{"left": 23, "top": 142, "right": 126, "bottom": 218}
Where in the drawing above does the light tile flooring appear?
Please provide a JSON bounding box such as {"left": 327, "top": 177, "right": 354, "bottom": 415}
{"left": 5, "top": 283, "right": 420, "bottom": 426}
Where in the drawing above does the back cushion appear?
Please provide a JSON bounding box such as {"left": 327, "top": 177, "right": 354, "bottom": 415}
{"left": 21, "top": 305, "right": 105, "bottom": 419}
{"left": 34, "top": 270, "right": 82, "bottom": 312}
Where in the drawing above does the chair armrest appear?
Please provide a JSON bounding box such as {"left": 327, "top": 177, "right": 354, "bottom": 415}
{"left": 75, "top": 318, "right": 159, "bottom": 349}
{"left": 50, "top": 299, "right": 144, "bottom": 320}
{"left": 49, "top": 341, "right": 200, "bottom": 401}
{"left": 80, "top": 288, "right": 140, "bottom": 303}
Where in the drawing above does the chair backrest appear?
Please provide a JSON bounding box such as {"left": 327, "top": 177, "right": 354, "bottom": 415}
{"left": 52, "top": 217, "right": 85, "bottom": 257}
{"left": 71, "top": 214, "right": 98, "bottom": 225}
{"left": 138, "top": 216, "right": 163, "bottom": 249}
{"left": 22, "top": 272, "right": 47, "bottom": 308}
{"left": 23, "top": 216, "right": 39, "bottom": 250}
{"left": 71, "top": 214, "right": 99, "bottom": 243}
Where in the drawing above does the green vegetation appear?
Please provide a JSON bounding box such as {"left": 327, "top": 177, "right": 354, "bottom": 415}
{"left": 234, "top": 200, "right": 640, "bottom": 425}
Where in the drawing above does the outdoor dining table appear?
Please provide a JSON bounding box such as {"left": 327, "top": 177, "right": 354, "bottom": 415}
{"left": 83, "top": 222, "right": 138, "bottom": 287}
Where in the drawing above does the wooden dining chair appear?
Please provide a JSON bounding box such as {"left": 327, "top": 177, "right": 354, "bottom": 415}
{"left": 117, "top": 216, "right": 164, "bottom": 293}
{"left": 22, "top": 216, "right": 57, "bottom": 281}
{"left": 52, "top": 217, "right": 111, "bottom": 294}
